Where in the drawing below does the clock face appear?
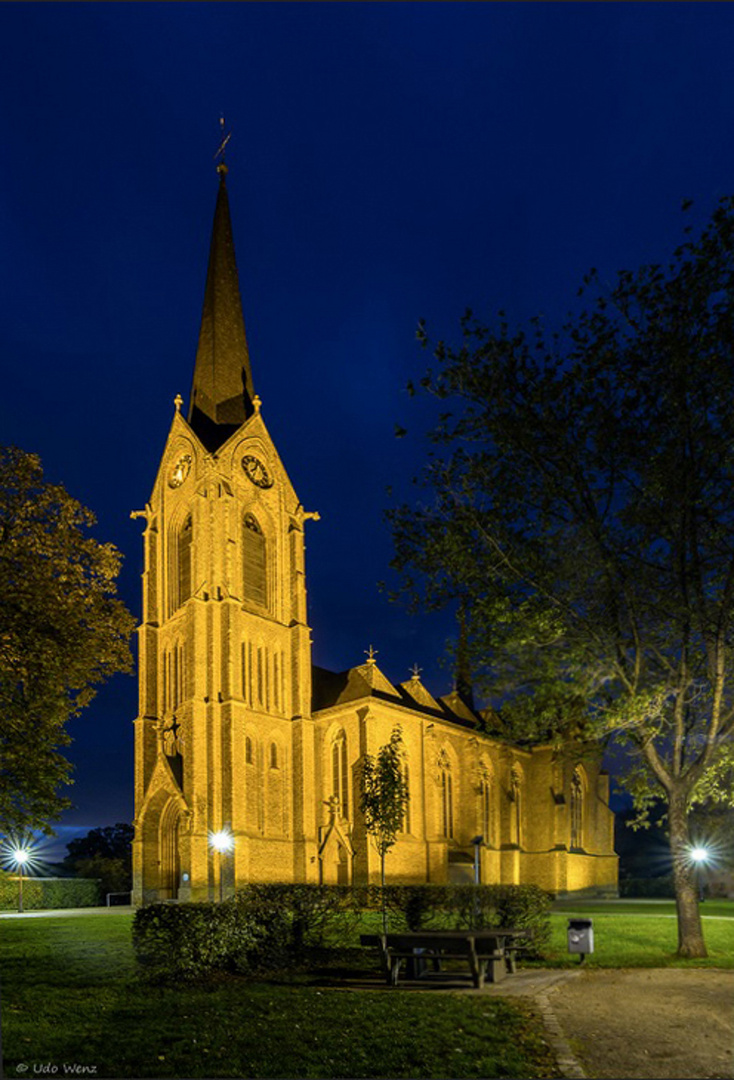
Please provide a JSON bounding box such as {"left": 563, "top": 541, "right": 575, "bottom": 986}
{"left": 168, "top": 453, "right": 192, "bottom": 489}
{"left": 241, "top": 454, "right": 273, "bottom": 489}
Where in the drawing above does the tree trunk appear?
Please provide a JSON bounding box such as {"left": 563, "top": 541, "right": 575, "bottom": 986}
{"left": 668, "top": 790, "right": 707, "bottom": 958}
{"left": 380, "top": 850, "right": 387, "bottom": 934}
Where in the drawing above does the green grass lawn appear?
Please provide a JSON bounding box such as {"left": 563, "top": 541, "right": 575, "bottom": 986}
{"left": 542, "top": 898, "right": 734, "bottom": 969}
{"left": 0, "top": 912, "right": 558, "bottom": 1079}
{"left": 2, "top": 903, "right": 731, "bottom": 1079}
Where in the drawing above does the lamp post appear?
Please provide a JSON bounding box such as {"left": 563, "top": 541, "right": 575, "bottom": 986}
{"left": 690, "top": 846, "right": 709, "bottom": 903}
{"left": 471, "top": 835, "right": 484, "bottom": 928}
{"left": 210, "top": 831, "right": 234, "bottom": 902}
{"left": 13, "top": 849, "right": 29, "bottom": 913}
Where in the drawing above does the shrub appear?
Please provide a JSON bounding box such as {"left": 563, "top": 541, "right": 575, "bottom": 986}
{"left": 132, "top": 883, "right": 552, "bottom": 981}
{"left": 619, "top": 876, "right": 676, "bottom": 898}
{"left": 379, "top": 884, "right": 552, "bottom": 955}
{"left": 132, "top": 901, "right": 258, "bottom": 981}
{"left": 234, "top": 884, "right": 363, "bottom": 966}
{"left": 0, "top": 872, "right": 100, "bottom": 910}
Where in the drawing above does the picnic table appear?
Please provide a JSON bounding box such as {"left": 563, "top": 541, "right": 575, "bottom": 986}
{"left": 360, "top": 927, "right": 529, "bottom": 988}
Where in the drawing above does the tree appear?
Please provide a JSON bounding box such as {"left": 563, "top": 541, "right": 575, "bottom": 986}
{"left": 359, "top": 727, "right": 410, "bottom": 930}
{"left": 65, "top": 822, "right": 134, "bottom": 864}
{"left": 388, "top": 197, "right": 734, "bottom": 957}
{"left": 64, "top": 823, "right": 134, "bottom": 896}
{"left": 0, "top": 447, "right": 135, "bottom": 836}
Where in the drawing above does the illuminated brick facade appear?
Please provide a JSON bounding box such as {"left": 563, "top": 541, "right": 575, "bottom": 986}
{"left": 132, "top": 169, "right": 618, "bottom": 904}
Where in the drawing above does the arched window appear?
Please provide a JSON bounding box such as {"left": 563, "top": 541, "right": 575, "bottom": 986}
{"left": 331, "top": 731, "right": 349, "bottom": 817}
{"left": 402, "top": 763, "right": 411, "bottom": 834}
{"left": 439, "top": 753, "right": 453, "bottom": 839}
{"left": 480, "top": 774, "right": 491, "bottom": 844}
{"left": 270, "top": 742, "right": 279, "bottom": 769}
{"left": 570, "top": 770, "right": 584, "bottom": 850}
{"left": 510, "top": 766, "right": 522, "bottom": 847}
{"left": 245, "top": 736, "right": 253, "bottom": 765}
{"left": 243, "top": 514, "right": 267, "bottom": 606}
{"left": 177, "top": 515, "right": 193, "bottom": 607}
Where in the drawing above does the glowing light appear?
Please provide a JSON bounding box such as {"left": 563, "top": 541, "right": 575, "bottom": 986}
{"left": 1, "top": 837, "right": 42, "bottom": 875}
{"left": 690, "top": 846, "right": 709, "bottom": 864}
{"left": 210, "top": 831, "right": 234, "bottom": 852}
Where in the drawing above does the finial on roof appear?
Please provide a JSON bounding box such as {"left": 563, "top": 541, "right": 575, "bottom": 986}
{"left": 365, "top": 645, "right": 378, "bottom": 665}
{"left": 409, "top": 663, "right": 422, "bottom": 681}
{"left": 174, "top": 393, "right": 183, "bottom": 413}
{"left": 253, "top": 394, "right": 262, "bottom": 415}
{"left": 214, "top": 114, "right": 232, "bottom": 176}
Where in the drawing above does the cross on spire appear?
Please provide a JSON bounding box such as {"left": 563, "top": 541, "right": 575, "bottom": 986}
{"left": 214, "top": 115, "right": 232, "bottom": 173}
{"left": 365, "top": 645, "right": 378, "bottom": 665}
{"left": 409, "top": 663, "right": 422, "bottom": 680}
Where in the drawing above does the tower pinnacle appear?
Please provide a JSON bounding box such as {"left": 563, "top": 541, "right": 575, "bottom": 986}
{"left": 188, "top": 132, "right": 255, "bottom": 451}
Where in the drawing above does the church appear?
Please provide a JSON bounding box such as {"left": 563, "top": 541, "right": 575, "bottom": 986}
{"left": 131, "top": 161, "right": 618, "bottom": 905}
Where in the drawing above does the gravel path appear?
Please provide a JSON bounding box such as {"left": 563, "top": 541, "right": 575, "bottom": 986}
{"left": 544, "top": 968, "right": 734, "bottom": 1079}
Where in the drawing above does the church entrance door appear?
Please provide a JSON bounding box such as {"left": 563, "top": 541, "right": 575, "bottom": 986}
{"left": 159, "top": 800, "right": 181, "bottom": 899}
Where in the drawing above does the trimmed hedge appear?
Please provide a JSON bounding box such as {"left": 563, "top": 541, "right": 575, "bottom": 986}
{"left": 0, "top": 873, "right": 100, "bottom": 910}
{"left": 378, "top": 884, "right": 552, "bottom": 955}
{"left": 133, "top": 901, "right": 260, "bottom": 981}
{"left": 133, "top": 883, "right": 551, "bottom": 981}
{"left": 619, "top": 876, "right": 676, "bottom": 898}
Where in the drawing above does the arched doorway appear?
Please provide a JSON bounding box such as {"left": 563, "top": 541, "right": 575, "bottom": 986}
{"left": 159, "top": 797, "right": 182, "bottom": 899}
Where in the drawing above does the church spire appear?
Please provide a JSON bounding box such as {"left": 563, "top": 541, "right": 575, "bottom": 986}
{"left": 188, "top": 142, "right": 255, "bottom": 451}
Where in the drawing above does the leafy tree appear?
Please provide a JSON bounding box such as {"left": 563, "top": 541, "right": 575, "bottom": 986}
{"left": 388, "top": 197, "right": 734, "bottom": 958}
{"left": 359, "top": 727, "right": 410, "bottom": 930}
{"left": 0, "top": 447, "right": 135, "bottom": 836}
{"left": 63, "top": 824, "right": 134, "bottom": 897}
{"left": 65, "top": 822, "right": 134, "bottom": 864}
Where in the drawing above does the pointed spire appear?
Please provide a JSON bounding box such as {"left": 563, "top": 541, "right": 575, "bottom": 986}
{"left": 188, "top": 149, "right": 255, "bottom": 451}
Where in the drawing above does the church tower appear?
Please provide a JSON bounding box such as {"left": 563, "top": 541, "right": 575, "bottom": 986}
{"left": 132, "top": 161, "right": 320, "bottom": 904}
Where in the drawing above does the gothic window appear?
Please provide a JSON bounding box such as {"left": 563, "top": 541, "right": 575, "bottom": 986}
{"left": 480, "top": 774, "right": 491, "bottom": 844}
{"left": 177, "top": 515, "right": 193, "bottom": 607}
{"left": 245, "top": 736, "right": 253, "bottom": 765}
{"left": 402, "top": 763, "right": 411, "bottom": 834}
{"left": 510, "top": 766, "right": 522, "bottom": 847}
{"left": 270, "top": 742, "right": 279, "bottom": 769}
{"left": 570, "top": 770, "right": 584, "bottom": 850}
{"left": 243, "top": 513, "right": 267, "bottom": 607}
{"left": 257, "top": 647, "right": 264, "bottom": 706}
{"left": 331, "top": 730, "right": 349, "bottom": 818}
{"left": 439, "top": 753, "right": 453, "bottom": 839}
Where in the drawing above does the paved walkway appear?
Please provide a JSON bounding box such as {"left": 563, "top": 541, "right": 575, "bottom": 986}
{"left": 0, "top": 906, "right": 133, "bottom": 917}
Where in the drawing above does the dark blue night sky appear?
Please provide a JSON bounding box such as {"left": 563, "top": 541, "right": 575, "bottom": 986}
{"left": 3, "top": 3, "right": 734, "bottom": 858}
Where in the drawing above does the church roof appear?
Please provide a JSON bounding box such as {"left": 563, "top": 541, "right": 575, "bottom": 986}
{"left": 311, "top": 662, "right": 483, "bottom": 730}
{"left": 188, "top": 165, "right": 255, "bottom": 451}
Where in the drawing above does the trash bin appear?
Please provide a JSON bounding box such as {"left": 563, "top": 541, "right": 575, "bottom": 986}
{"left": 567, "top": 917, "right": 594, "bottom": 958}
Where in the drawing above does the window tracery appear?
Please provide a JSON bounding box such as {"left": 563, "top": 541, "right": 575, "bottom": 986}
{"left": 177, "top": 515, "right": 193, "bottom": 608}
{"left": 243, "top": 513, "right": 267, "bottom": 606}
{"left": 570, "top": 769, "right": 584, "bottom": 850}
{"left": 331, "top": 730, "right": 349, "bottom": 818}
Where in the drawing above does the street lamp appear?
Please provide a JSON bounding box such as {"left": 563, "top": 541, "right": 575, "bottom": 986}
{"left": 690, "top": 846, "right": 709, "bottom": 902}
{"left": 13, "top": 849, "right": 30, "bottom": 913}
{"left": 210, "top": 830, "right": 234, "bottom": 902}
{"left": 471, "top": 835, "right": 484, "bottom": 928}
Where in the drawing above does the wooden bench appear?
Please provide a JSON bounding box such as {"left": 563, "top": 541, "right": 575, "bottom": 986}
{"left": 360, "top": 929, "right": 529, "bottom": 989}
